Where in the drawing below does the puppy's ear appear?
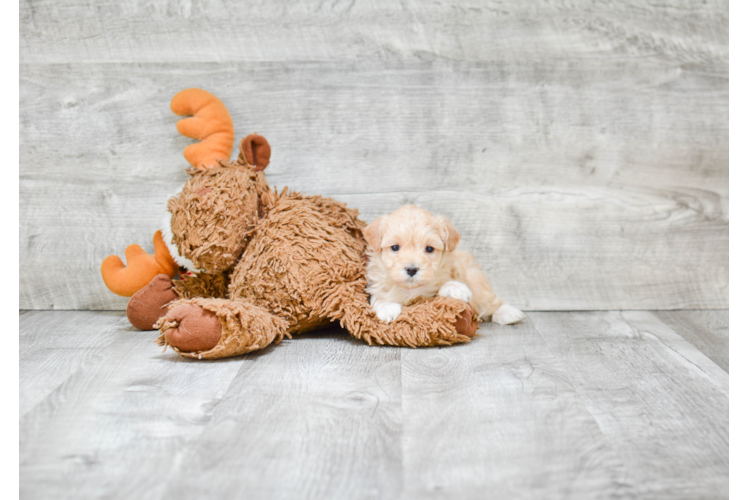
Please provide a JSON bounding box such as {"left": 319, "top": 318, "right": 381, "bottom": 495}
{"left": 364, "top": 216, "right": 386, "bottom": 251}
{"left": 438, "top": 217, "right": 461, "bottom": 252}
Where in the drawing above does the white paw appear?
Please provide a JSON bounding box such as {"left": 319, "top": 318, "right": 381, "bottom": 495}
{"left": 492, "top": 304, "right": 525, "bottom": 325}
{"left": 438, "top": 281, "right": 473, "bottom": 303}
{"left": 374, "top": 302, "right": 403, "bottom": 323}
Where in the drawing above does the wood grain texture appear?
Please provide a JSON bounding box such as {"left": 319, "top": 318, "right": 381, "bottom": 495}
{"left": 19, "top": 310, "right": 729, "bottom": 499}
{"left": 19, "top": 310, "right": 125, "bottom": 416}
{"left": 653, "top": 310, "right": 728, "bottom": 372}
{"left": 399, "top": 318, "right": 631, "bottom": 499}
{"left": 159, "top": 327, "right": 403, "bottom": 500}
{"left": 20, "top": 0, "right": 728, "bottom": 65}
{"left": 728, "top": 378, "right": 738, "bottom": 500}
{"left": 19, "top": 57, "right": 728, "bottom": 309}
{"left": 20, "top": 311, "right": 248, "bottom": 500}
{"left": 531, "top": 311, "right": 728, "bottom": 499}
{"left": 20, "top": 1, "right": 728, "bottom": 310}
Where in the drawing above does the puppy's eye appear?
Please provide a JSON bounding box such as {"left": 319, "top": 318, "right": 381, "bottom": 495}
{"left": 391, "top": 245, "right": 400, "bottom": 252}
{"left": 425, "top": 246, "right": 434, "bottom": 253}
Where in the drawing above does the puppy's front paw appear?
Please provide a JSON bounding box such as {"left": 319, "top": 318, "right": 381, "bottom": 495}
{"left": 438, "top": 281, "right": 473, "bottom": 303}
{"left": 492, "top": 304, "right": 525, "bottom": 325}
{"left": 374, "top": 302, "right": 403, "bottom": 323}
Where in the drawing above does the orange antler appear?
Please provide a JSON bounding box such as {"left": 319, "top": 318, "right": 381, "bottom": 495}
{"left": 101, "top": 231, "right": 180, "bottom": 297}
{"left": 171, "top": 88, "right": 235, "bottom": 168}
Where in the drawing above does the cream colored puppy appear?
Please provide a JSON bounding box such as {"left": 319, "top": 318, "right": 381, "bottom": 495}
{"left": 364, "top": 204, "right": 525, "bottom": 325}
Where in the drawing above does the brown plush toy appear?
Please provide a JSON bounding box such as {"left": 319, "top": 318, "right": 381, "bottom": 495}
{"left": 101, "top": 88, "right": 479, "bottom": 359}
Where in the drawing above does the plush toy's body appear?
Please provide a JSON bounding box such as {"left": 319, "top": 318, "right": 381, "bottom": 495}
{"left": 102, "top": 89, "right": 478, "bottom": 360}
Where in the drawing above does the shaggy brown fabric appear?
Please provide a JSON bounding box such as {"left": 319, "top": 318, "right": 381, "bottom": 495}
{"left": 173, "top": 271, "right": 229, "bottom": 300}
{"left": 126, "top": 274, "right": 178, "bottom": 330}
{"left": 156, "top": 298, "right": 289, "bottom": 359}
{"left": 167, "top": 161, "right": 268, "bottom": 274}
{"left": 156, "top": 160, "right": 480, "bottom": 359}
{"left": 227, "top": 189, "right": 367, "bottom": 335}
{"left": 343, "top": 295, "right": 477, "bottom": 347}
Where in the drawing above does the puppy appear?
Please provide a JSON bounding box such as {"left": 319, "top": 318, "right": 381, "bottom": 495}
{"left": 364, "top": 204, "right": 524, "bottom": 325}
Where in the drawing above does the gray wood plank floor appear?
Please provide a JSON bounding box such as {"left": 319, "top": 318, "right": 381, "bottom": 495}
{"left": 20, "top": 309, "right": 728, "bottom": 500}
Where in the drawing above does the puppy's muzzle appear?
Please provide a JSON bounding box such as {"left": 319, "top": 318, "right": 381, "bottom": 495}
{"left": 405, "top": 266, "right": 419, "bottom": 277}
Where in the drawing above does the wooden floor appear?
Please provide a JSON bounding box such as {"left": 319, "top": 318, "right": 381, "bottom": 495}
{"left": 20, "top": 309, "right": 728, "bottom": 500}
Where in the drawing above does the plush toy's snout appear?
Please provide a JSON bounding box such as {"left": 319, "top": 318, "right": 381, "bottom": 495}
{"left": 168, "top": 163, "right": 266, "bottom": 274}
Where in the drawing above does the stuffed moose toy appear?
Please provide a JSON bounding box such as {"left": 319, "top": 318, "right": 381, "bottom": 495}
{"left": 101, "top": 88, "right": 479, "bottom": 359}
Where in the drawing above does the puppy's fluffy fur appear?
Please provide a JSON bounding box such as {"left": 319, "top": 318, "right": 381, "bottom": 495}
{"left": 364, "top": 205, "right": 524, "bottom": 325}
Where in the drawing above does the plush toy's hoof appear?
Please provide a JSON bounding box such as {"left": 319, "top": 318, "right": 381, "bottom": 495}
{"left": 163, "top": 303, "right": 222, "bottom": 352}
{"left": 454, "top": 305, "right": 478, "bottom": 338}
{"left": 126, "top": 274, "right": 178, "bottom": 330}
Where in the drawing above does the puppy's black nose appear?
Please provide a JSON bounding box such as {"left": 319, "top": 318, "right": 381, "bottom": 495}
{"left": 406, "top": 266, "right": 419, "bottom": 277}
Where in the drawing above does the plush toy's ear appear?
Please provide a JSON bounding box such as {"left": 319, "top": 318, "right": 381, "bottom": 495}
{"left": 240, "top": 134, "right": 271, "bottom": 171}
{"left": 364, "top": 216, "right": 386, "bottom": 251}
{"left": 438, "top": 217, "right": 461, "bottom": 252}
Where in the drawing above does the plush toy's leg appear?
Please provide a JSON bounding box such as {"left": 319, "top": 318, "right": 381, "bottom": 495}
{"left": 126, "top": 274, "right": 178, "bottom": 330}
{"left": 172, "top": 272, "right": 229, "bottom": 300}
{"left": 336, "top": 291, "right": 479, "bottom": 348}
{"left": 454, "top": 306, "right": 480, "bottom": 337}
{"left": 156, "top": 298, "right": 290, "bottom": 359}
{"left": 125, "top": 272, "right": 229, "bottom": 331}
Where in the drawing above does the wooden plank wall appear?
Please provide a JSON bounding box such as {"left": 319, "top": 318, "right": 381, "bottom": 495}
{"left": 20, "top": 0, "right": 728, "bottom": 311}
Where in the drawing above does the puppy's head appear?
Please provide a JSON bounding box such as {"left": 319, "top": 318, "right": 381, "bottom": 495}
{"left": 364, "top": 205, "right": 460, "bottom": 289}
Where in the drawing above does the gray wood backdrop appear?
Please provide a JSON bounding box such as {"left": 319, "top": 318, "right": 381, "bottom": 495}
{"left": 19, "top": 0, "right": 728, "bottom": 311}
